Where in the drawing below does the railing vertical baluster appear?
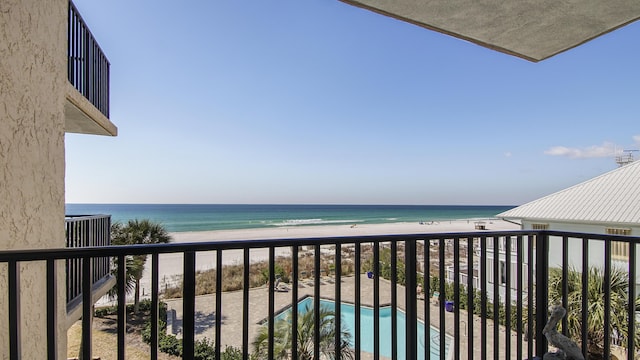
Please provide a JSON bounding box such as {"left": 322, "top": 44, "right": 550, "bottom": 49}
{"left": 391, "top": 240, "right": 398, "bottom": 360}
{"left": 67, "top": 1, "right": 72, "bottom": 83}
{"left": 215, "top": 250, "right": 223, "bottom": 360}
{"left": 314, "top": 244, "right": 321, "bottom": 360}
{"left": 561, "top": 235, "right": 569, "bottom": 335}
{"left": 82, "top": 255, "right": 93, "bottom": 360}
{"left": 374, "top": 241, "right": 380, "bottom": 360}
{"left": 526, "top": 235, "right": 534, "bottom": 359}
{"left": 481, "top": 236, "right": 488, "bottom": 360}
{"left": 65, "top": 221, "right": 71, "bottom": 303}
{"left": 493, "top": 236, "right": 500, "bottom": 360}
{"left": 535, "top": 232, "right": 549, "bottom": 358}
{"left": 355, "top": 242, "right": 361, "bottom": 360}
{"left": 73, "top": 221, "right": 80, "bottom": 304}
{"left": 453, "top": 237, "right": 460, "bottom": 360}
{"left": 405, "top": 239, "right": 417, "bottom": 360}
{"left": 603, "top": 239, "right": 611, "bottom": 359}
{"left": 83, "top": 19, "right": 89, "bottom": 101}
{"left": 527, "top": 234, "right": 534, "bottom": 359}
{"left": 47, "top": 259, "right": 57, "bottom": 360}
{"left": 424, "top": 238, "right": 431, "bottom": 360}
{"left": 291, "top": 246, "right": 299, "bottom": 359}
{"left": 150, "top": 253, "right": 158, "bottom": 360}
{"left": 9, "top": 260, "right": 21, "bottom": 359}
{"left": 335, "top": 242, "right": 342, "bottom": 360}
{"left": 268, "top": 247, "right": 276, "bottom": 360}
{"left": 117, "top": 254, "right": 127, "bottom": 360}
{"left": 467, "top": 237, "right": 474, "bottom": 359}
{"left": 516, "top": 236, "right": 523, "bottom": 360}
{"left": 581, "top": 237, "right": 589, "bottom": 360}
{"left": 439, "top": 238, "right": 445, "bottom": 360}
{"left": 505, "top": 235, "right": 511, "bottom": 360}
{"left": 183, "top": 251, "right": 196, "bottom": 360}
{"left": 243, "top": 248, "right": 250, "bottom": 360}
{"left": 628, "top": 240, "right": 636, "bottom": 360}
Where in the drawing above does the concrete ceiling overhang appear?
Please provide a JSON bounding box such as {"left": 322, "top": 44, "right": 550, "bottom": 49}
{"left": 340, "top": 0, "right": 640, "bottom": 62}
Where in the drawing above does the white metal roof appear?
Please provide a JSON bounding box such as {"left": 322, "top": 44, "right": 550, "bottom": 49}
{"left": 497, "top": 161, "right": 640, "bottom": 225}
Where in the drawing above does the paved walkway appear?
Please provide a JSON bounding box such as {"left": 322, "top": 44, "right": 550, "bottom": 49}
{"left": 165, "top": 274, "right": 533, "bottom": 359}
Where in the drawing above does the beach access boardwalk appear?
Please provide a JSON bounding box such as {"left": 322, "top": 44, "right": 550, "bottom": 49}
{"left": 165, "top": 273, "right": 528, "bottom": 359}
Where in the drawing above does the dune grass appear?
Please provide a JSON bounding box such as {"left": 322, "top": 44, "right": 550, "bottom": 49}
{"left": 163, "top": 250, "right": 357, "bottom": 298}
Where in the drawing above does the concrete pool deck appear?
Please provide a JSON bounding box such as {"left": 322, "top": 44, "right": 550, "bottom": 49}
{"left": 165, "top": 273, "right": 533, "bottom": 359}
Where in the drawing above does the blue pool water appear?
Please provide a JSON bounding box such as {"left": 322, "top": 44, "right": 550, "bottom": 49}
{"left": 277, "top": 297, "right": 450, "bottom": 359}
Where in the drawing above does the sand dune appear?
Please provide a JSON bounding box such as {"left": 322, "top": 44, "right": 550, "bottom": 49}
{"left": 134, "top": 219, "right": 518, "bottom": 298}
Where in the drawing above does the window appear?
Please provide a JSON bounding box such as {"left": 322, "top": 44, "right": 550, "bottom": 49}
{"left": 610, "top": 242, "right": 628, "bottom": 260}
{"left": 606, "top": 228, "right": 632, "bottom": 236}
{"left": 606, "top": 228, "right": 632, "bottom": 260}
{"left": 531, "top": 223, "right": 549, "bottom": 230}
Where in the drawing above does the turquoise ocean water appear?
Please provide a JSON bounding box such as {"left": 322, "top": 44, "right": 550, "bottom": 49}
{"left": 65, "top": 204, "right": 514, "bottom": 233}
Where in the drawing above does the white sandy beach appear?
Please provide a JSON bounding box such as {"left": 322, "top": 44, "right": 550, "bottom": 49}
{"left": 137, "top": 219, "right": 519, "bottom": 298}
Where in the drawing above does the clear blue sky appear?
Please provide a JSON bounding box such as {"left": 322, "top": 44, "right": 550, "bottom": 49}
{"left": 65, "top": 1, "right": 640, "bottom": 206}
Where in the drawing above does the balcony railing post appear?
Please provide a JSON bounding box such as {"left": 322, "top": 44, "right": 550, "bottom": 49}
{"left": 47, "top": 259, "right": 58, "bottom": 360}
{"left": 183, "top": 251, "right": 196, "bottom": 359}
{"left": 405, "top": 239, "right": 417, "bottom": 360}
{"left": 628, "top": 240, "right": 637, "bottom": 357}
{"left": 9, "top": 260, "right": 21, "bottom": 359}
{"left": 313, "top": 244, "right": 321, "bottom": 360}
{"left": 117, "top": 254, "right": 127, "bottom": 360}
{"left": 82, "top": 255, "right": 93, "bottom": 360}
{"left": 535, "top": 231, "right": 549, "bottom": 357}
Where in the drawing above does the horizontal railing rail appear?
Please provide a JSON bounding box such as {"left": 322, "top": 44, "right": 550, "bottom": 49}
{"left": 68, "top": 1, "right": 110, "bottom": 118}
{"left": 65, "top": 214, "right": 111, "bottom": 306}
{"left": 1, "top": 230, "right": 638, "bottom": 360}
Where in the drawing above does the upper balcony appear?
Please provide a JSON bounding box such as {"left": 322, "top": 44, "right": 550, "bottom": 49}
{"left": 1, "top": 230, "right": 638, "bottom": 359}
{"left": 65, "top": 1, "right": 117, "bottom": 136}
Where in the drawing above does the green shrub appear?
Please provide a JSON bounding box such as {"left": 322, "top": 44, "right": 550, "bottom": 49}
{"left": 260, "top": 262, "right": 290, "bottom": 284}
{"left": 194, "top": 338, "right": 216, "bottom": 360}
{"left": 159, "top": 332, "right": 182, "bottom": 356}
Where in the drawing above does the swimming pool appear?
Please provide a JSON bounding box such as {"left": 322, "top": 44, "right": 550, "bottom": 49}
{"left": 276, "top": 297, "right": 451, "bottom": 359}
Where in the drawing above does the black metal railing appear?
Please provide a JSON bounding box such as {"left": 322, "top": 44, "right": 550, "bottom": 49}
{"left": 1, "top": 230, "right": 638, "bottom": 359}
{"left": 68, "top": 1, "right": 110, "bottom": 118}
{"left": 65, "top": 214, "right": 111, "bottom": 305}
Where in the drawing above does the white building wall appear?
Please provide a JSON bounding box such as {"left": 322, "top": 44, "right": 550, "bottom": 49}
{"left": 483, "top": 236, "right": 532, "bottom": 305}
{"left": 0, "top": 0, "right": 68, "bottom": 358}
{"left": 523, "top": 220, "right": 640, "bottom": 296}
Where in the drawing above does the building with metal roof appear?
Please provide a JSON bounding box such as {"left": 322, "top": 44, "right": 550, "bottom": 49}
{"left": 498, "top": 160, "right": 640, "bottom": 233}
{"left": 492, "top": 161, "right": 640, "bottom": 309}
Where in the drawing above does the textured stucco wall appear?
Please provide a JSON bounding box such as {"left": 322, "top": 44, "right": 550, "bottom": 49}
{"left": 0, "top": 0, "right": 68, "bottom": 358}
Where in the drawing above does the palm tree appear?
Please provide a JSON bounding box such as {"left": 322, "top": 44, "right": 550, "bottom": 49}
{"left": 253, "top": 303, "right": 354, "bottom": 360}
{"left": 111, "top": 219, "right": 172, "bottom": 313}
{"left": 548, "top": 266, "right": 640, "bottom": 359}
